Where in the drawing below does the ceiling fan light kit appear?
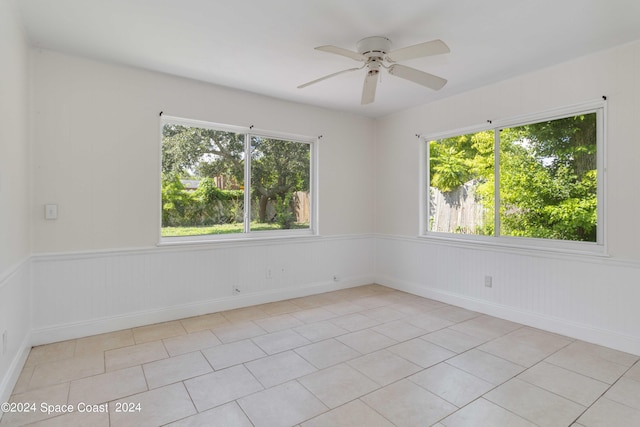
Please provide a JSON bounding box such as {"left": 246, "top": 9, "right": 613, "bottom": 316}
{"left": 298, "top": 36, "right": 450, "bottom": 105}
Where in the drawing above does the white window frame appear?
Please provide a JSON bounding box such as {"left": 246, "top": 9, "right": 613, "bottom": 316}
{"left": 159, "top": 115, "right": 318, "bottom": 244}
{"left": 420, "top": 100, "right": 607, "bottom": 255}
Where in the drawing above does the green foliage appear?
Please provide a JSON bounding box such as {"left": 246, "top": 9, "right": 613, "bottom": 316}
{"left": 430, "top": 145, "right": 470, "bottom": 192}
{"left": 196, "top": 178, "right": 243, "bottom": 202}
{"left": 161, "top": 176, "right": 245, "bottom": 227}
{"left": 162, "top": 124, "right": 244, "bottom": 184}
{"left": 429, "top": 113, "right": 597, "bottom": 242}
{"left": 251, "top": 137, "right": 310, "bottom": 223}
{"left": 430, "top": 131, "right": 493, "bottom": 192}
{"left": 161, "top": 124, "right": 310, "bottom": 230}
{"left": 273, "top": 193, "right": 297, "bottom": 229}
{"left": 522, "top": 114, "right": 596, "bottom": 178}
{"left": 161, "top": 175, "right": 191, "bottom": 226}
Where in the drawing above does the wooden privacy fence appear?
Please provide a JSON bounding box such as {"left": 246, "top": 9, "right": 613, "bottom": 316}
{"left": 430, "top": 180, "right": 486, "bottom": 234}
{"left": 261, "top": 191, "right": 310, "bottom": 224}
{"left": 293, "top": 191, "right": 310, "bottom": 223}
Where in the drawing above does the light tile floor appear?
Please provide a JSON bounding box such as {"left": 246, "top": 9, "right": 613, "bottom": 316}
{"left": 2, "top": 285, "right": 639, "bottom": 427}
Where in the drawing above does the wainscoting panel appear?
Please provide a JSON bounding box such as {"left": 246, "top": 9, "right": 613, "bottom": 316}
{"left": 0, "top": 259, "right": 31, "bottom": 406}
{"left": 30, "top": 235, "right": 375, "bottom": 345}
{"left": 375, "top": 235, "right": 640, "bottom": 355}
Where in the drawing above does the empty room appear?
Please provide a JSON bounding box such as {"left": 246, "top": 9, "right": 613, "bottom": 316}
{"left": 1, "top": 0, "right": 640, "bottom": 426}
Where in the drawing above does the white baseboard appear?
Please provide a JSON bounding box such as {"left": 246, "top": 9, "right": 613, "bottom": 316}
{"left": 30, "top": 275, "right": 374, "bottom": 346}
{"left": 0, "top": 332, "right": 31, "bottom": 411}
{"left": 377, "top": 275, "right": 640, "bottom": 356}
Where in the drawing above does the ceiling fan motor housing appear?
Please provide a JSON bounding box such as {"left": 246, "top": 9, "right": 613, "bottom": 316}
{"left": 357, "top": 36, "right": 392, "bottom": 58}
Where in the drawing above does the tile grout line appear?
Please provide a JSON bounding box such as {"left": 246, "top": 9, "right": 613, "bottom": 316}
{"left": 425, "top": 335, "right": 575, "bottom": 426}
{"left": 234, "top": 398, "right": 257, "bottom": 427}
{"left": 10, "top": 288, "right": 640, "bottom": 426}
{"left": 471, "top": 337, "right": 638, "bottom": 426}
{"left": 567, "top": 357, "right": 640, "bottom": 423}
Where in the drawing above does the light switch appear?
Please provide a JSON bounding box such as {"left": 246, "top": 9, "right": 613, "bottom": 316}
{"left": 45, "top": 204, "right": 58, "bottom": 220}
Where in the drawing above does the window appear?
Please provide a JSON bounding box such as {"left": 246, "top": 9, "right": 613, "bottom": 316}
{"left": 161, "top": 116, "right": 315, "bottom": 240}
{"left": 424, "top": 103, "right": 604, "bottom": 250}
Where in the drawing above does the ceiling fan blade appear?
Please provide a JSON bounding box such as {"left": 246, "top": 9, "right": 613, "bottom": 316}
{"left": 316, "top": 45, "right": 367, "bottom": 62}
{"left": 361, "top": 70, "right": 378, "bottom": 105}
{"left": 388, "top": 64, "right": 447, "bottom": 91}
{"left": 297, "top": 67, "right": 361, "bottom": 89}
{"left": 386, "top": 39, "right": 450, "bottom": 62}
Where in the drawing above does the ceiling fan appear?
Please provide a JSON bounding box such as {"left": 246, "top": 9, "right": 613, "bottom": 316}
{"left": 298, "top": 36, "right": 450, "bottom": 105}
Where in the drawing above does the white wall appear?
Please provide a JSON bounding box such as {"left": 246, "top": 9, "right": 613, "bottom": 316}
{"left": 0, "top": 0, "right": 32, "bottom": 406}
{"left": 26, "top": 50, "right": 376, "bottom": 343}
{"left": 0, "top": 0, "right": 30, "bottom": 271}
{"left": 31, "top": 50, "right": 375, "bottom": 253}
{"left": 375, "top": 41, "right": 640, "bottom": 354}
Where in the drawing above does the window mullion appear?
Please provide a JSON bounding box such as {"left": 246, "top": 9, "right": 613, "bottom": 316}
{"left": 422, "top": 104, "right": 603, "bottom": 252}
{"left": 596, "top": 107, "right": 605, "bottom": 247}
{"left": 494, "top": 128, "right": 501, "bottom": 237}
{"left": 244, "top": 133, "right": 251, "bottom": 233}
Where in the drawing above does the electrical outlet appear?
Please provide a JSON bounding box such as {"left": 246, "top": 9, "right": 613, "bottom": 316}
{"left": 45, "top": 204, "right": 58, "bottom": 220}
{"left": 484, "top": 275, "right": 493, "bottom": 288}
{"left": 266, "top": 268, "right": 272, "bottom": 279}
{"left": 332, "top": 275, "right": 339, "bottom": 282}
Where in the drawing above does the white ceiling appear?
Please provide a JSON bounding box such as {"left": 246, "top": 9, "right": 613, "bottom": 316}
{"left": 16, "top": 0, "right": 640, "bottom": 118}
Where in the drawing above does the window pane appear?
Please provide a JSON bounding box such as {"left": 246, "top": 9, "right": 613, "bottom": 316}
{"left": 161, "top": 123, "right": 245, "bottom": 237}
{"left": 428, "top": 130, "right": 494, "bottom": 235}
{"left": 250, "top": 136, "right": 311, "bottom": 231}
{"left": 499, "top": 113, "right": 597, "bottom": 241}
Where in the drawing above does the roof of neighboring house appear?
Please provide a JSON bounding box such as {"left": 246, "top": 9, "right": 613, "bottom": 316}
{"left": 180, "top": 180, "right": 200, "bottom": 190}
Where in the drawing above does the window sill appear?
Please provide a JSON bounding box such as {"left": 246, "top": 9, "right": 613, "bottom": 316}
{"left": 417, "top": 232, "right": 608, "bottom": 259}
{"left": 157, "top": 229, "right": 317, "bottom": 248}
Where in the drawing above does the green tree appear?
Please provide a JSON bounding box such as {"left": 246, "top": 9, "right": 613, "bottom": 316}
{"left": 429, "top": 113, "right": 597, "bottom": 242}
{"left": 161, "top": 175, "right": 192, "bottom": 226}
{"left": 499, "top": 115, "right": 597, "bottom": 241}
{"left": 161, "top": 124, "right": 310, "bottom": 229}
{"left": 523, "top": 114, "right": 596, "bottom": 179}
{"left": 251, "top": 137, "right": 310, "bottom": 225}
{"left": 429, "top": 131, "right": 494, "bottom": 192}
{"left": 162, "top": 124, "right": 244, "bottom": 184}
